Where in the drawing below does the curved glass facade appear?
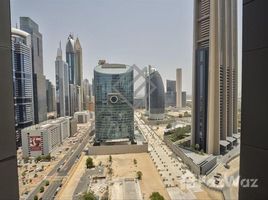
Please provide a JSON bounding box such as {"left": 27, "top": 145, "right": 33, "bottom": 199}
{"left": 146, "top": 68, "right": 165, "bottom": 119}
{"left": 94, "top": 64, "right": 134, "bottom": 142}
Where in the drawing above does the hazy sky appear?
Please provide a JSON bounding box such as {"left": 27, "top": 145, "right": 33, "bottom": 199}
{"left": 10, "top": 0, "right": 242, "bottom": 94}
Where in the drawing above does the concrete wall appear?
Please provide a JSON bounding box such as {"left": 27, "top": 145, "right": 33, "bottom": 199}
{"left": 239, "top": 1, "right": 268, "bottom": 199}
{"left": 164, "top": 136, "right": 216, "bottom": 175}
{"left": 0, "top": 0, "right": 20, "bottom": 198}
{"left": 88, "top": 144, "right": 148, "bottom": 155}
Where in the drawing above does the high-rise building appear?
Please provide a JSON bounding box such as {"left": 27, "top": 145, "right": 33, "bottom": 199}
{"left": 75, "top": 38, "right": 83, "bottom": 86}
{"left": 20, "top": 17, "right": 47, "bottom": 123}
{"left": 46, "top": 79, "right": 56, "bottom": 113}
{"left": 146, "top": 66, "right": 165, "bottom": 120}
{"left": 83, "top": 79, "right": 90, "bottom": 110}
{"left": 11, "top": 28, "right": 35, "bottom": 146}
{"left": 176, "top": 68, "right": 182, "bottom": 108}
{"left": 75, "top": 38, "right": 83, "bottom": 111}
{"left": 165, "top": 80, "right": 176, "bottom": 107}
{"left": 94, "top": 63, "right": 134, "bottom": 143}
{"left": 239, "top": 1, "right": 268, "bottom": 199}
{"left": 66, "top": 34, "right": 76, "bottom": 85}
{"left": 0, "top": 1, "right": 20, "bottom": 198}
{"left": 182, "top": 91, "right": 187, "bottom": 108}
{"left": 55, "top": 42, "right": 70, "bottom": 117}
{"left": 66, "top": 34, "right": 83, "bottom": 114}
{"left": 192, "top": 0, "right": 238, "bottom": 155}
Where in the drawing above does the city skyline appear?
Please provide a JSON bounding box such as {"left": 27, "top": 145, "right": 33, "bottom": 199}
{"left": 10, "top": 0, "right": 243, "bottom": 95}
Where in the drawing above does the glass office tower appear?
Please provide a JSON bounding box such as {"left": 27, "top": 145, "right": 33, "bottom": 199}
{"left": 20, "top": 17, "right": 47, "bottom": 123}
{"left": 94, "top": 63, "right": 134, "bottom": 143}
{"left": 145, "top": 66, "right": 165, "bottom": 120}
{"left": 11, "top": 28, "right": 34, "bottom": 146}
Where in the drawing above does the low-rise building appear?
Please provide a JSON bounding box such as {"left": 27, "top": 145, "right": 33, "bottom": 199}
{"left": 74, "top": 110, "right": 92, "bottom": 123}
{"left": 21, "top": 117, "right": 72, "bottom": 157}
{"left": 21, "top": 123, "right": 61, "bottom": 157}
{"left": 50, "top": 117, "right": 70, "bottom": 142}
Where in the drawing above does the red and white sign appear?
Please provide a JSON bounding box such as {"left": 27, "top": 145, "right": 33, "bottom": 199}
{"left": 29, "top": 136, "right": 42, "bottom": 151}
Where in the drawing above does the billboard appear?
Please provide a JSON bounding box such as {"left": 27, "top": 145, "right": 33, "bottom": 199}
{"left": 29, "top": 136, "right": 42, "bottom": 151}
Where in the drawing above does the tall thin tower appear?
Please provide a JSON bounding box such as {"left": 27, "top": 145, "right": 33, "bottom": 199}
{"left": 192, "top": 0, "right": 238, "bottom": 155}
{"left": 176, "top": 68, "right": 182, "bottom": 108}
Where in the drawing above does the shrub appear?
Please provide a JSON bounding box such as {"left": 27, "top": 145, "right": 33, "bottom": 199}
{"left": 86, "top": 157, "right": 94, "bottom": 169}
{"left": 149, "top": 192, "right": 165, "bottom": 200}
{"left": 45, "top": 180, "right": 49, "bottom": 186}
{"left": 137, "top": 171, "right": 143, "bottom": 180}
{"left": 39, "top": 186, "right": 44, "bottom": 193}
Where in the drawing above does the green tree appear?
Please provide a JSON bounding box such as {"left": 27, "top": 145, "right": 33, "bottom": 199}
{"left": 149, "top": 192, "right": 165, "bottom": 200}
{"left": 34, "top": 195, "right": 38, "bottom": 200}
{"left": 133, "top": 158, "right": 137, "bottom": 165}
{"left": 39, "top": 186, "right": 44, "bottom": 193}
{"left": 35, "top": 156, "right": 42, "bottom": 163}
{"left": 45, "top": 180, "right": 49, "bottom": 186}
{"left": 86, "top": 157, "right": 94, "bottom": 169}
{"left": 44, "top": 154, "right": 52, "bottom": 161}
{"left": 109, "top": 155, "right": 112, "bottom": 163}
{"left": 136, "top": 171, "right": 143, "bottom": 180}
{"left": 81, "top": 191, "right": 97, "bottom": 200}
{"left": 166, "top": 123, "right": 172, "bottom": 129}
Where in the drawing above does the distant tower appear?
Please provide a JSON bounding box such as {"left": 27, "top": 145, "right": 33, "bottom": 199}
{"left": 46, "top": 79, "right": 56, "bottom": 113}
{"left": 75, "top": 37, "right": 83, "bottom": 110}
{"left": 56, "top": 42, "right": 70, "bottom": 117}
{"left": 192, "top": 0, "right": 238, "bottom": 155}
{"left": 75, "top": 37, "right": 83, "bottom": 87}
{"left": 146, "top": 66, "right": 165, "bottom": 120}
{"left": 165, "top": 80, "right": 176, "bottom": 107}
{"left": 176, "top": 68, "right": 182, "bottom": 108}
{"left": 66, "top": 34, "right": 76, "bottom": 85}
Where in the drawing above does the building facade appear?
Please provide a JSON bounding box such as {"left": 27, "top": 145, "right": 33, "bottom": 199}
{"left": 11, "top": 28, "right": 35, "bottom": 146}
{"left": 146, "top": 66, "right": 165, "bottom": 120}
{"left": 0, "top": 1, "right": 20, "bottom": 198}
{"left": 192, "top": 0, "right": 238, "bottom": 155}
{"left": 182, "top": 91, "right": 187, "bottom": 108}
{"left": 94, "top": 63, "right": 134, "bottom": 143}
{"left": 176, "top": 68, "right": 182, "bottom": 108}
{"left": 21, "top": 117, "right": 70, "bottom": 157}
{"left": 20, "top": 17, "right": 47, "bottom": 123}
{"left": 46, "top": 79, "right": 56, "bottom": 113}
{"left": 66, "top": 34, "right": 83, "bottom": 114}
{"left": 55, "top": 42, "right": 70, "bottom": 117}
{"left": 83, "top": 79, "right": 90, "bottom": 110}
{"left": 165, "top": 80, "right": 176, "bottom": 107}
{"left": 21, "top": 123, "right": 61, "bottom": 157}
{"left": 239, "top": 1, "right": 268, "bottom": 199}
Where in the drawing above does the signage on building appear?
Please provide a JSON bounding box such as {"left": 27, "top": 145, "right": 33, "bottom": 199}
{"left": 30, "top": 136, "right": 42, "bottom": 151}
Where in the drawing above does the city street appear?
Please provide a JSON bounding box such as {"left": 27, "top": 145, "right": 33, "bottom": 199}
{"left": 134, "top": 112, "right": 222, "bottom": 200}
{"left": 24, "top": 124, "right": 93, "bottom": 200}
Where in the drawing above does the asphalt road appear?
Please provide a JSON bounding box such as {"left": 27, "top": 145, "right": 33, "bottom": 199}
{"left": 26, "top": 127, "right": 93, "bottom": 200}
{"left": 41, "top": 133, "right": 92, "bottom": 200}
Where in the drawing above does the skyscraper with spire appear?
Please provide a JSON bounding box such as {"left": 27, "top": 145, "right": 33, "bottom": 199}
{"left": 56, "top": 42, "right": 70, "bottom": 117}
{"left": 66, "top": 34, "right": 83, "bottom": 115}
